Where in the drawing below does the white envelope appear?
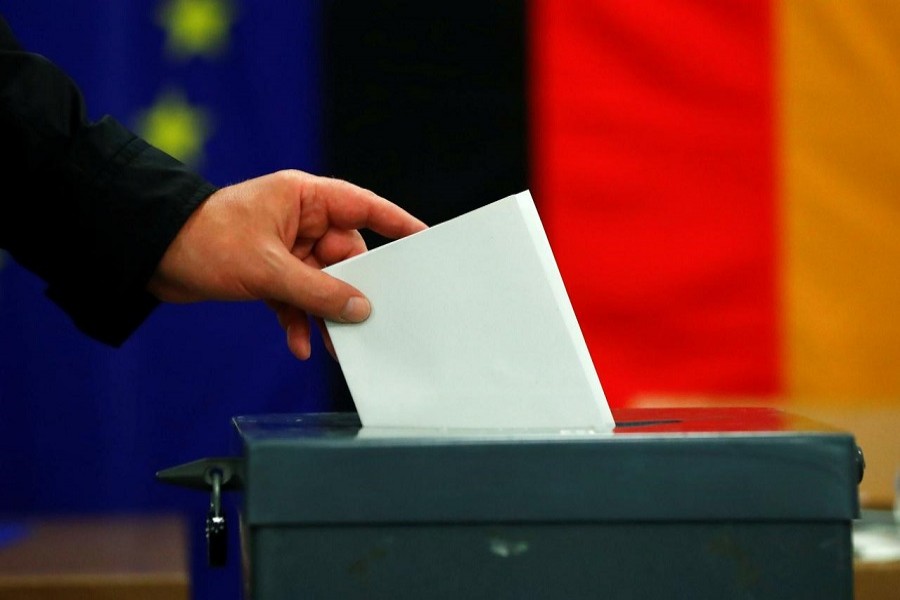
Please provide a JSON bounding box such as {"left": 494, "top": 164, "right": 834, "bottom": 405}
{"left": 322, "top": 190, "right": 613, "bottom": 431}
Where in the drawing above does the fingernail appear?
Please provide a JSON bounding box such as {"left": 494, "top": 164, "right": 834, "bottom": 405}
{"left": 340, "top": 296, "right": 371, "bottom": 322}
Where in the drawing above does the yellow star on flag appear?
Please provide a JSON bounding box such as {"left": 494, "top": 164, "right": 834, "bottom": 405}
{"left": 135, "top": 90, "right": 212, "bottom": 167}
{"left": 157, "top": 0, "right": 235, "bottom": 60}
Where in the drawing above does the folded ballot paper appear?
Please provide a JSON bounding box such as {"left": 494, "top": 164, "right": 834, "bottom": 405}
{"left": 322, "top": 190, "right": 614, "bottom": 432}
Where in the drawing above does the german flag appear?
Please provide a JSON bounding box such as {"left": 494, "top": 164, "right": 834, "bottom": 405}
{"left": 324, "top": 2, "right": 900, "bottom": 414}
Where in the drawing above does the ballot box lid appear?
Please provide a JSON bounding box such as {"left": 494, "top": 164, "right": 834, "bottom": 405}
{"left": 232, "top": 407, "right": 861, "bottom": 526}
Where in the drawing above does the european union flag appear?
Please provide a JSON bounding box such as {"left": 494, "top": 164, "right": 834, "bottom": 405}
{"left": 1, "top": 1, "right": 328, "bottom": 596}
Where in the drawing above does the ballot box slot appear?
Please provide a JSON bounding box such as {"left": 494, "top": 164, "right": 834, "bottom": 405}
{"left": 614, "top": 418, "right": 681, "bottom": 429}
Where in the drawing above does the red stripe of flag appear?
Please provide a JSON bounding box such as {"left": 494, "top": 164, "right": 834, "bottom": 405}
{"left": 531, "top": 0, "right": 780, "bottom": 406}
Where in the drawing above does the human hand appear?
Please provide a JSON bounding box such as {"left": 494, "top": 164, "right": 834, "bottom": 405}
{"left": 147, "top": 170, "right": 427, "bottom": 359}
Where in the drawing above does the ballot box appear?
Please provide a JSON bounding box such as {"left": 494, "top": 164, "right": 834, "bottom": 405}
{"left": 160, "top": 407, "right": 862, "bottom": 599}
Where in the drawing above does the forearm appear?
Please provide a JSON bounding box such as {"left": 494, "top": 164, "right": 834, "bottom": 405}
{"left": 0, "top": 15, "right": 216, "bottom": 345}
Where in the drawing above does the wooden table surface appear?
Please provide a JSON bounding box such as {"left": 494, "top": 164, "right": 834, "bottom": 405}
{"left": 0, "top": 513, "right": 189, "bottom": 600}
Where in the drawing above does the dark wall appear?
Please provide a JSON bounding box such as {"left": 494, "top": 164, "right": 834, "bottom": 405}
{"left": 323, "top": 2, "right": 528, "bottom": 237}
{"left": 322, "top": 2, "right": 529, "bottom": 407}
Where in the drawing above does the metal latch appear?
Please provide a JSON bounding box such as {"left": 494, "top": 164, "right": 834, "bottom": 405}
{"left": 156, "top": 457, "right": 244, "bottom": 567}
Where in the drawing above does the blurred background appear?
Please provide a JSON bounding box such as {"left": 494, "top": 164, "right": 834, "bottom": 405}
{"left": 1, "top": 1, "right": 898, "bottom": 598}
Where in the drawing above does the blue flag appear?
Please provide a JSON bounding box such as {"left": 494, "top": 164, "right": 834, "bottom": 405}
{"left": 1, "top": 1, "right": 327, "bottom": 596}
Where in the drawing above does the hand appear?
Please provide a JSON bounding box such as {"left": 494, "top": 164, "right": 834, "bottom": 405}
{"left": 147, "top": 170, "right": 427, "bottom": 359}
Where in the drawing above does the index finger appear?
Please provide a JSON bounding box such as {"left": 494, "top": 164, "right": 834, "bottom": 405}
{"left": 311, "top": 176, "right": 428, "bottom": 240}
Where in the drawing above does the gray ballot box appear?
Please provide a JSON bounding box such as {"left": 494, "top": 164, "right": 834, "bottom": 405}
{"left": 160, "top": 407, "right": 863, "bottom": 599}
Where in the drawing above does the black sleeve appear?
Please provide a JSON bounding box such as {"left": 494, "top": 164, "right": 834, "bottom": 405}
{"left": 0, "top": 15, "right": 218, "bottom": 346}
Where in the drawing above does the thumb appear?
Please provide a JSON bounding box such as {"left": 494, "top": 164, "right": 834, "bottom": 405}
{"left": 273, "top": 256, "right": 371, "bottom": 323}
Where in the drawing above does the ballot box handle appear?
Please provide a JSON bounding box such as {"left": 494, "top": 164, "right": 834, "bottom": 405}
{"left": 156, "top": 457, "right": 243, "bottom": 567}
{"left": 206, "top": 467, "right": 227, "bottom": 566}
